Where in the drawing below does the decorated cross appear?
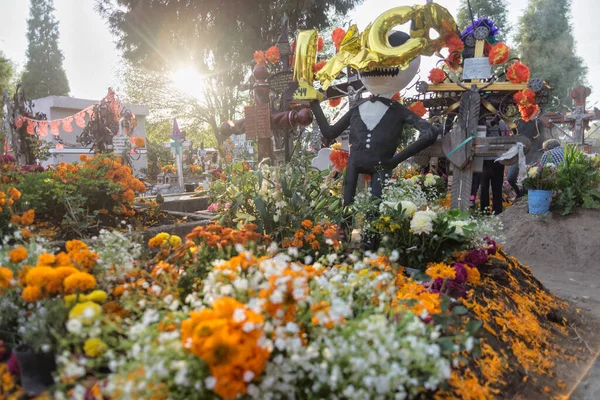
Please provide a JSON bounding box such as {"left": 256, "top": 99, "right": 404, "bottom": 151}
{"left": 163, "top": 119, "right": 190, "bottom": 187}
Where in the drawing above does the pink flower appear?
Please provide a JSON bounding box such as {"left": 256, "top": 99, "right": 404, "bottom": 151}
{"left": 56, "top": 143, "right": 64, "bottom": 150}
{"left": 207, "top": 203, "right": 220, "bottom": 213}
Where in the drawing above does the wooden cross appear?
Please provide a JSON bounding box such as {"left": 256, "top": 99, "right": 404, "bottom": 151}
{"left": 163, "top": 140, "right": 191, "bottom": 187}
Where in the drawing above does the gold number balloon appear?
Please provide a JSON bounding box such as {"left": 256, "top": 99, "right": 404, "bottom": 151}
{"left": 293, "top": 29, "right": 318, "bottom": 84}
{"left": 315, "top": 2, "right": 458, "bottom": 89}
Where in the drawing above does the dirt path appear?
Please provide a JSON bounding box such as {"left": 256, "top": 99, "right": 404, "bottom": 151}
{"left": 500, "top": 202, "right": 600, "bottom": 399}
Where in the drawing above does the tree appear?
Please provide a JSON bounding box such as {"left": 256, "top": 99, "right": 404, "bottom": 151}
{"left": 0, "top": 52, "right": 14, "bottom": 120}
{"left": 457, "top": 0, "right": 511, "bottom": 38}
{"left": 21, "top": 0, "right": 70, "bottom": 99}
{"left": 514, "top": 0, "right": 587, "bottom": 110}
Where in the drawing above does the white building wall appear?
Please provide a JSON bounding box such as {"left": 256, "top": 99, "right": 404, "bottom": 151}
{"left": 32, "top": 96, "right": 149, "bottom": 176}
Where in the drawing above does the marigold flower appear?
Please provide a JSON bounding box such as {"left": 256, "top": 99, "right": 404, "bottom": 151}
{"left": 133, "top": 136, "right": 145, "bottom": 148}
{"left": 169, "top": 235, "right": 182, "bottom": 247}
{"left": 0, "top": 267, "right": 14, "bottom": 288}
{"left": 253, "top": 50, "right": 266, "bottom": 65}
{"left": 428, "top": 68, "right": 446, "bottom": 84}
{"left": 72, "top": 251, "right": 99, "bottom": 270}
{"left": 10, "top": 215, "right": 20, "bottom": 225}
{"left": 22, "top": 285, "right": 42, "bottom": 302}
{"left": 488, "top": 42, "right": 510, "bottom": 65}
{"left": 66, "top": 240, "right": 88, "bottom": 253}
{"left": 331, "top": 27, "right": 346, "bottom": 51}
{"left": 69, "top": 301, "right": 101, "bottom": 325}
{"left": 301, "top": 220, "right": 313, "bottom": 229}
{"left": 63, "top": 271, "right": 96, "bottom": 294}
{"left": 21, "top": 228, "right": 32, "bottom": 240}
{"left": 20, "top": 209, "right": 35, "bottom": 226}
{"left": 506, "top": 62, "right": 530, "bottom": 84}
{"left": 265, "top": 46, "right": 280, "bottom": 64}
{"left": 425, "top": 262, "right": 456, "bottom": 280}
{"left": 25, "top": 266, "right": 55, "bottom": 288}
{"left": 84, "top": 338, "right": 107, "bottom": 358}
{"left": 465, "top": 265, "right": 481, "bottom": 285}
{"left": 329, "top": 149, "right": 349, "bottom": 171}
{"left": 37, "top": 252, "right": 56, "bottom": 266}
{"left": 47, "top": 266, "right": 79, "bottom": 294}
{"left": 408, "top": 101, "right": 427, "bottom": 118}
{"left": 8, "top": 187, "right": 21, "bottom": 200}
{"left": 9, "top": 246, "right": 28, "bottom": 264}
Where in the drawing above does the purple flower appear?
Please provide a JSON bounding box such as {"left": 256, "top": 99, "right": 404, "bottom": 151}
{"left": 484, "top": 236, "right": 497, "bottom": 255}
{"left": 453, "top": 263, "right": 468, "bottom": 284}
{"left": 461, "top": 18, "right": 500, "bottom": 40}
{"left": 465, "top": 248, "right": 488, "bottom": 266}
{"left": 428, "top": 278, "right": 444, "bottom": 293}
{"left": 0, "top": 154, "right": 17, "bottom": 164}
{"left": 444, "top": 281, "right": 467, "bottom": 298}
{"left": 7, "top": 352, "right": 19, "bottom": 375}
{"left": 20, "top": 164, "right": 45, "bottom": 173}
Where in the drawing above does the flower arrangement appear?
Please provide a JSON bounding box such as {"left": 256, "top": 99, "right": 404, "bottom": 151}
{"left": 521, "top": 163, "right": 558, "bottom": 191}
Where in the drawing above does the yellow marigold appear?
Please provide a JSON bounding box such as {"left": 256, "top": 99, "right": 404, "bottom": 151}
{"left": 63, "top": 272, "right": 96, "bottom": 294}
{"left": 169, "top": 235, "right": 182, "bottom": 247}
{"left": 425, "top": 262, "right": 456, "bottom": 280}
{"left": 86, "top": 290, "right": 108, "bottom": 303}
{"left": 37, "top": 253, "right": 56, "bottom": 266}
{"left": 64, "top": 294, "right": 83, "bottom": 306}
{"left": 8, "top": 187, "right": 21, "bottom": 200}
{"left": 9, "top": 246, "right": 27, "bottom": 264}
{"left": 66, "top": 240, "right": 88, "bottom": 253}
{"left": 22, "top": 285, "right": 43, "bottom": 302}
{"left": 83, "top": 338, "right": 107, "bottom": 358}
{"left": 0, "top": 267, "right": 14, "bottom": 288}
{"left": 25, "top": 266, "right": 55, "bottom": 287}
{"left": 465, "top": 265, "right": 481, "bottom": 285}
{"left": 69, "top": 301, "right": 101, "bottom": 325}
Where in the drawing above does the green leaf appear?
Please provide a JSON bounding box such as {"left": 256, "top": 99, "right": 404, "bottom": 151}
{"left": 452, "top": 306, "right": 468, "bottom": 315}
{"left": 465, "top": 319, "right": 482, "bottom": 334}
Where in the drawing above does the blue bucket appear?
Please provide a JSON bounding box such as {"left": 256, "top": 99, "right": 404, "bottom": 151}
{"left": 528, "top": 189, "right": 553, "bottom": 214}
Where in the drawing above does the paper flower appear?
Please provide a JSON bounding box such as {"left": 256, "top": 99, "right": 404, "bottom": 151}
{"left": 253, "top": 50, "right": 266, "bottom": 65}
{"left": 519, "top": 104, "right": 539, "bottom": 121}
{"left": 313, "top": 60, "right": 327, "bottom": 73}
{"left": 265, "top": 46, "right": 281, "bottom": 64}
{"left": 428, "top": 68, "right": 446, "bottom": 84}
{"left": 408, "top": 101, "right": 427, "bottom": 118}
{"left": 506, "top": 62, "right": 530, "bottom": 84}
{"left": 513, "top": 89, "right": 536, "bottom": 108}
{"left": 330, "top": 149, "right": 349, "bottom": 171}
{"left": 444, "top": 34, "right": 464, "bottom": 53}
{"left": 332, "top": 27, "right": 346, "bottom": 51}
{"left": 317, "top": 36, "right": 324, "bottom": 52}
{"left": 489, "top": 42, "right": 510, "bottom": 65}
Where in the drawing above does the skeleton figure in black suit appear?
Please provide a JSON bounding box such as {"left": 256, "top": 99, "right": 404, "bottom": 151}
{"left": 310, "top": 31, "right": 440, "bottom": 206}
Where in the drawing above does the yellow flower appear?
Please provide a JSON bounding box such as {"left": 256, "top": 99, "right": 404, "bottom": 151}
{"left": 425, "top": 262, "right": 456, "bottom": 280}
{"left": 63, "top": 272, "right": 96, "bottom": 294}
{"left": 22, "top": 285, "right": 43, "bottom": 302}
{"left": 66, "top": 240, "right": 89, "bottom": 253}
{"left": 83, "top": 338, "right": 107, "bottom": 358}
{"left": 86, "top": 290, "right": 108, "bottom": 303}
{"left": 64, "top": 294, "right": 82, "bottom": 306}
{"left": 69, "top": 301, "right": 101, "bottom": 325}
{"left": 37, "top": 253, "right": 56, "bottom": 266}
{"left": 9, "top": 246, "right": 28, "bottom": 264}
{"left": 169, "top": 235, "right": 182, "bottom": 247}
{"left": 156, "top": 232, "right": 170, "bottom": 241}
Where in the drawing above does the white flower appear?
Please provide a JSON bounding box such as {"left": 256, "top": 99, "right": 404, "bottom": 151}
{"left": 205, "top": 376, "right": 217, "bottom": 390}
{"left": 410, "top": 211, "right": 435, "bottom": 235}
{"left": 390, "top": 250, "right": 400, "bottom": 262}
{"left": 400, "top": 201, "right": 417, "bottom": 217}
{"left": 528, "top": 166, "right": 539, "bottom": 177}
{"left": 449, "top": 220, "right": 469, "bottom": 235}
{"left": 243, "top": 370, "right": 256, "bottom": 382}
{"left": 66, "top": 318, "right": 83, "bottom": 334}
{"left": 233, "top": 308, "right": 247, "bottom": 323}
{"left": 424, "top": 173, "right": 436, "bottom": 187}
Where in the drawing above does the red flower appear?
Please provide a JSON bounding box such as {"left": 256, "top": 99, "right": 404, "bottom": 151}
{"left": 444, "top": 34, "right": 464, "bottom": 53}
{"left": 488, "top": 43, "right": 509, "bottom": 65}
{"left": 506, "top": 62, "right": 530, "bottom": 84}
{"left": 428, "top": 68, "right": 446, "bottom": 84}
{"left": 265, "top": 46, "right": 281, "bottom": 64}
{"left": 513, "top": 89, "right": 536, "bottom": 108}
{"left": 408, "top": 101, "right": 427, "bottom": 118}
{"left": 444, "top": 52, "right": 462, "bottom": 71}
{"left": 317, "top": 36, "right": 324, "bottom": 52}
{"left": 330, "top": 149, "right": 349, "bottom": 171}
{"left": 253, "top": 50, "right": 266, "bottom": 65}
{"left": 328, "top": 97, "right": 342, "bottom": 107}
{"left": 391, "top": 92, "right": 402, "bottom": 102}
{"left": 313, "top": 60, "right": 327, "bottom": 73}
{"left": 364, "top": 174, "right": 371, "bottom": 182}
{"left": 331, "top": 28, "right": 346, "bottom": 52}
{"left": 519, "top": 104, "right": 539, "bottom": 122}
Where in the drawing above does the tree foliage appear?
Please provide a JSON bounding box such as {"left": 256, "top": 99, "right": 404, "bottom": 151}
{"left": 514, "top": 0, "right": 587, "bottom": 110}
{"left": 0, "top": 52, "right": 14, "bottom": 120}
{"left": 21, "top": 0, "right": 70, "bottom": 99}
{"left": 457, "top": 0, "right": 511, "bottom": 38}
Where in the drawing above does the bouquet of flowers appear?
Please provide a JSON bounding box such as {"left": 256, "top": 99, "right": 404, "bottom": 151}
{"left": 521, "top": 163, "right": 558, "bottom": 191}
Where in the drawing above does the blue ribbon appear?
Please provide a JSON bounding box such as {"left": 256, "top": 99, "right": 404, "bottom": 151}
{"left": 446, "top": 134, "right": 476, "bottom": 158}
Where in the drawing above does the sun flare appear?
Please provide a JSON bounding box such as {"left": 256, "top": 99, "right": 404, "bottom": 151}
{"left": 171, "top": 66, "right": 205, "bottom": 100}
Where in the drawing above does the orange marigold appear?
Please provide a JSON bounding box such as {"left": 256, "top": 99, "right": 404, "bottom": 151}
{"left": 54, "top": 252, "right": 72, "bottom": 267}
{"left": 9, "top": 246, "right": 28, "bottom": 264}
{"left": 465, "top": 265, "right": 481, "bottom": 285}
{"left": 10, "top": 215, "right": 21, "bottom": 225}
{"left": 488, "top": 42, "right": 510, "bottom": 65}
{"left": 428, "top": 68, "right": 446, "bottom": 84}
{"left": 21, "top": 228, "right": 32, "bottom": 240}
{"left": 408, "top": 101, "right": 427, "bottom": 118}
{"left": 20, "top": 209, "right": 35, "bottom": 226}
{"left": 0, "top": 267, "right": 14, "bottom": 288}
{"left": 265, "top": 46, "right": 280, "bottom": 64}
{"left": 301, "top": 220, "right": 313, "bottom": 229}
{"left": 37, "top": 252, "right": 56, "bottom": 266}
{"left": 8, "top": 187, "right": 21, "bottom": 200}
{"left": 63, "top": 271, "right": 96, "bottom": 294}
{"left": 425, "top": 262, "right": 456, "bottom": 280}
{"left": 134, "top": 136, "right": 145, "bottom": 148}
{"left": 72, "top": 251, "right": 99, "bottom": 271}
{"left": 47, "top": 266, "right": 79, "bottom": 294}
{"left": 66, "top": 240, "right": 89, "bottom": 253}
{"left": 506, "top": 62, "right": 530, "bottom": 84}
{"left": 25, "top": 266, "right": 55, "bottom": 287}
{"left": 22, "top": 285, "right": 43, "bottom": 302}
{"left": 329, "top": 149, "right": 349, "bottom": 171}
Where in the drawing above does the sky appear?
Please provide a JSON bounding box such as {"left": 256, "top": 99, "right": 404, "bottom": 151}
{"left": 0, "top": 0, "right": 598, "bottom": 106}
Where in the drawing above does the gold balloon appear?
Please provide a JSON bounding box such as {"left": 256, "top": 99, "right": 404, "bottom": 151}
{"left": 293, "top": 29, "right": 318, "bottom": 84}
{"left": 315, "top": 2, "right": 458, "bottom": 89}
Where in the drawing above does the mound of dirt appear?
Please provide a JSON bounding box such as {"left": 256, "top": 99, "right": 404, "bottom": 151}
{"left": 499, "top": 201, "right": 600, "bottom": 319}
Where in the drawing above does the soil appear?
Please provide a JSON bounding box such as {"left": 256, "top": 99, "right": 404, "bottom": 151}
{"left": 499, "top": 201, "right": 600, "bottom": 399}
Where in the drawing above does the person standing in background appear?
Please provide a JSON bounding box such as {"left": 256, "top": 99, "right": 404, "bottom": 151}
{"left": 506, "top": 114, "right": 543, "bottom": 198}
{"left": 480, "top": 117, "right": 507, "bottom": 215}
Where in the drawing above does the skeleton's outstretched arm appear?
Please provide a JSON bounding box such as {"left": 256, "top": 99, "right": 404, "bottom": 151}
{"left": 310, "top": 101, "right": 351, "bottom": 142}
{"left": 388, "top": 106, "right": 439, "bottom": 168}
